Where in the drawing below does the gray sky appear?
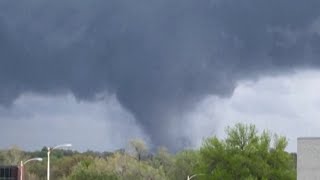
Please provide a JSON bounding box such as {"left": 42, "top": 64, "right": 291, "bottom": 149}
{"left": 0, "top": 93, "right": 146, "bottom": 151}
{"left": 184, "top": 70, "right": 320, "bottom": 152}
{"left": 1, "top": 0, "right": 320, "bottom": 151}
{"left": 1, "top": 70, "right": 320, "bottom": 152}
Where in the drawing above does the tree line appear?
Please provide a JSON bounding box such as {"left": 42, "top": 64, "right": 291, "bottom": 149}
{"left": 0, "top": 123, "right": 296, "bottom": 180}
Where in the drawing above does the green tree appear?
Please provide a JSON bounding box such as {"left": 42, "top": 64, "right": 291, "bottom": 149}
{"left": 170, "top": 150, "right": 200, "bottom": 180}
{"left": 2, "top": 146, "right": 25, "bottom": 165}
{"left": 68, "top": 158, "right": 118, "bottom": 180}
{"left": 151, "top": 147, "right": 174, "bottom": 177}
{"left": 128, "top": 139, "right": 149, "bottom": 161}
{"left": 198, "top": 123, "right": 295, "bottom": 180}
{"left": 106, "top": 152, "right": 167, "bottom": 180}
{"left": 0, "top": 150, "right": 5, "bottom": 164}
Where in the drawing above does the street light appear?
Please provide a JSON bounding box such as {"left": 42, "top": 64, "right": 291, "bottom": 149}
{"left": 20, "top": 157, "right": 43, "bottom": 180}
{"left": 187, "top": 173, "right": 204, "bottom": 180}
{"left": 47, "top": 143, "right": 72, "bottom": 180}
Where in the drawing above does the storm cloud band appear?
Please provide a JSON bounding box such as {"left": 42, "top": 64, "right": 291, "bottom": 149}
{"left": 1, "top": 0, "right": 320, "bottom": 150}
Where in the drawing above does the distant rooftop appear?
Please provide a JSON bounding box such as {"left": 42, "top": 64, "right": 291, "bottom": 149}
{"left": 298, "top": 137, "right": 320, "bottom": 140}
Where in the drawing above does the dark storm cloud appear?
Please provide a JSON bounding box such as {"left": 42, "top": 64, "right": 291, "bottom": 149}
{"left": 1, "top": 0, "right": 320, "bottom": 150}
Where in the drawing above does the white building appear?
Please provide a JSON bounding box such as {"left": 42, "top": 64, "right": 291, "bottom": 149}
{"left": 297, "top": 137, "right": 320, "bottom": 180}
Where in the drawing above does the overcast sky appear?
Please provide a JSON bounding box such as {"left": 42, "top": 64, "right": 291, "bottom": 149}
{"left": 1, "top": 0, "right": 320, "bottom": 151}
{"left": 185, "top": 70, "right": 320, "bottom": 152}
{"left": 1, "top": 70, "right": 320, "bottom": 152}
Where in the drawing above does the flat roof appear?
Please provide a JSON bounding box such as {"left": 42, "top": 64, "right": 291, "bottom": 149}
{"left": 0, "top": 165, "right": 18, "bottom": 168}
{"left": 298, "top": 137, "right": 320, "bottom": 140}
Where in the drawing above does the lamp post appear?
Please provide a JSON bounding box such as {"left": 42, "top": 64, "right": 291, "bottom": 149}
{"left": 187, "top": 173, "right": 204, "bottom": 180}
{"left": 47, "top": 144, "right": 72, "bottom": 180}
{"left": 20, "top": 157, "right": 43, "bottom": 180}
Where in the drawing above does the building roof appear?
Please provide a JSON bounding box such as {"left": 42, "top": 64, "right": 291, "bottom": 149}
{"left": 298, "top": 137, "right": 320, "bottom": 140}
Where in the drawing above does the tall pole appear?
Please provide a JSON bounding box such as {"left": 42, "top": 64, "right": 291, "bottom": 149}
{"left": 20, "top": 161, "right": 23, "bottom": 180}
{"left": 47, "top": 147, "right": 51, "bottom": 180}
{"left": 46, "top": 144, "right": 71, "bottom": 180}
